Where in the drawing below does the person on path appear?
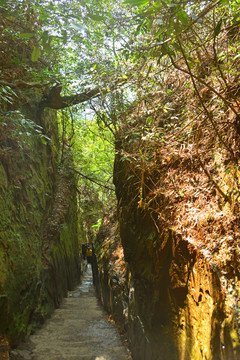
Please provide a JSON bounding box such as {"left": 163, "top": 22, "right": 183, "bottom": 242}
{"left": 86, "top": 243, "right": 93, "bottom": 264}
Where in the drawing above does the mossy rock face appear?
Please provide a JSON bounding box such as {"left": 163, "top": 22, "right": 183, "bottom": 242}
{"left": 0, "top": 164, "right": 8, "bottom": 189}
{"left": 0, "top": 106, "right": 83, "bottom": 346}
{"left": 0, "top": 296, "right": 9, "bottom": 335}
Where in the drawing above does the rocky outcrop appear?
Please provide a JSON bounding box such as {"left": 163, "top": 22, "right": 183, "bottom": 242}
{"left": 93, "top": 142, "right": 240, "bottom": 359}
{"left": 92, "top": 215, "right": 130, "bottom": 341}
{"left": 0, "top": 104, "right": 83, "bottom": 347}
{"left": 94, "top": 212, "right": 240, "bottom": 360}
{"left": 118, "top": 208, "right": 239, "bottom": 360}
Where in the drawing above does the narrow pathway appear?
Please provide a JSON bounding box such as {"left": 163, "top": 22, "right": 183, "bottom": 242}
{"left": 11, "top": 265, "right": 131, "bottom": 360}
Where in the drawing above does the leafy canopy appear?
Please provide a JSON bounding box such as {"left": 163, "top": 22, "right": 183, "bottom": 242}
{"left": 1, "top": 0, "right": 240, "bottom": 230}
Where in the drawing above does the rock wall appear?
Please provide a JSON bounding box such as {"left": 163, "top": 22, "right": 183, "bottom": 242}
{"left": 92, "top": 214, "right": 130, "bottom": 341}
{"left": 118, "top": 209, "right": 238, "bottom": 360}
{"left": 93, "top": 151, "right": 240, "bottom": 360}
{"left": 0, "top": 104, "right": 83, "bottom": 346}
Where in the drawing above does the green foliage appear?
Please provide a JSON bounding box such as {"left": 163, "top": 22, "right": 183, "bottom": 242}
{"left": 74, "top": 118, "right": 114, "bottom": 188}
{"left": 1, "top": 111, "right": 51, "bottom": 147}
{"left": 31, "top": 45, "right": 41, "bottom": 62}
{"left": 0, "top": 87, "right": 17, "bottom": 104}
{"left": 57, "top": 107, "right": 115, "bottom": 240}
{"left": 1, "top": 0, "right": 240, "bottom": 240}
{"left": 1, "top": 0, "right": 135, "bottom": 89}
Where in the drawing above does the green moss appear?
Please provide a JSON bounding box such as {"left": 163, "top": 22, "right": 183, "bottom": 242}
{"left": 0, "top": 107, "right": 84, "bottom": 346}
{"left": 0, "top": 164, "right": 8, "bottom": 189}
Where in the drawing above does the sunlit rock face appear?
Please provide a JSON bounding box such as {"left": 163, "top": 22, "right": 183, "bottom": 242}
{"left": 94, "top": 139, "right": 240, "bottom": 360}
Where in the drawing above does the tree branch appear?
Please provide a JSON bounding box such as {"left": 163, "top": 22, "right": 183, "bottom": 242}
{"left": 74, "top": 169, "right": 115, "bottom": 191}
{"left": 0, "top": 80, "right": 51, "bottom": 89}
{"left": 40, "top": 85, "right": 102, "bottom": 109}
{"left": 0, "top": 75, "right": 130, "bottom": 110}
{"left": 39, "top": 76, "right": 132, "bottom": 110}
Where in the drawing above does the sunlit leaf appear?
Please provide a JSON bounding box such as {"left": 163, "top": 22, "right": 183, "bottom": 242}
{"left": 18, "top": 33, "right": 34, "bottom": 39}
{"left": 31, "top": 46, "right": 41, "bottom": 62}
{"left": 178, "top": 10, "right": 189, "bottom": 25}
{"left": 232, "top": 11, "right": 240, "bottom": 22}
{"left": 124, "top": 0, "right": 149, "bottom": 6}
{"left": 167, "top": 3, "right": 178, "bottom": 7}
{"left": 233, "top": 53, "right": 240, "bottom": 60}
{"left": 88, "top": 14, "right": 105, "bottom": 21}
{"left": 72, "top": 23, "right": 87, "bottom": 31}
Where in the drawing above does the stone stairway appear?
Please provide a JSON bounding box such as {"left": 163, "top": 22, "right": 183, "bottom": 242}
{"left": 10, "top": 265, "right": 131, "bottom": 360}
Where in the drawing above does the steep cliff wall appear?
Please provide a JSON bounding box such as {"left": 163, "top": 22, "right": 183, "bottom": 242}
{"left": 94, "top": 209, "right": 240, "bottom": 360}
{"left": 94, "top": 100, "right": 240, "bottom": 360}
{"left": 0, "top": 103, "right": 83, "bottom": 346}
{"left": 112, "top": 140, "right": 240, "bottom": 359}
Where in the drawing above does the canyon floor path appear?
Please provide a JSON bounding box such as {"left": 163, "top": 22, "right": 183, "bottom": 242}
{"left": 11, "top": 265, "right": 131, "bottom": 360}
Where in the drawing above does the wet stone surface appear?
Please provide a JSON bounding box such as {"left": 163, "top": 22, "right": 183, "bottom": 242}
{"left": 11, "top": 265, "right": 131, "bottom": 360}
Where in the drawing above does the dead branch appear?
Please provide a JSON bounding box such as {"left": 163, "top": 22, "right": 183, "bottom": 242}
{"left": 74, "top": 169, "right": 115, "bottom": 191}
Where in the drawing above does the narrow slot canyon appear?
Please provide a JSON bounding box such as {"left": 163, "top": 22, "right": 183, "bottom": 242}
{"left": 1, "top": 1, "right": 240, "bottom": 360}
{"left": 10, "top": 265, "right": 130, "bottom": 360}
